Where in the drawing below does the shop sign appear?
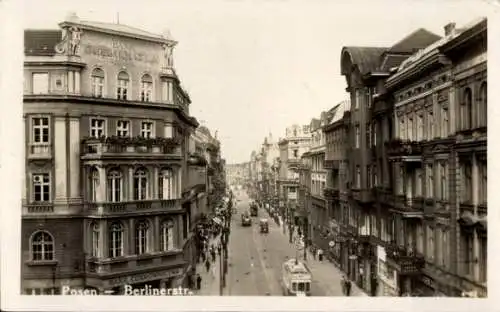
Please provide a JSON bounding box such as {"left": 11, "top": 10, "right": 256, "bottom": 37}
{"left": 83, "top": 42, "right": 160, "bottom": 65}
{"left": 108, "top": 268, "right": 182, "bottom": 287}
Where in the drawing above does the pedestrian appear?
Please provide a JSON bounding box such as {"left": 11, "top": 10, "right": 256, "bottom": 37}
{"left": 201, "top": 251, "right": 206, "bottom": 263}
{"left": 211, "top": 265, "right": 216, "bottom": 278}
{"left": 205, "top": 258, "right": 211, "bottom": 272}
{"left": 345, "top": 278, "right": 352, "bottom": 297}
{"left": 196, "top": 274, "right": 202, "bottom": 290}
{"left": 340, "top": 275, "right": 347, "bottom": 295}
{"left": 318, "top": 248, "right": 324, "bottom": 262}
{"left": 210, "top": 246, "right": 216, "bottom": 262}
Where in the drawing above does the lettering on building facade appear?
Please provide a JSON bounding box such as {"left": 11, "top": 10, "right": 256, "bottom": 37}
{"left": 107, "top": 268, "right": 182, "bottom": 287}
{"left": 82, "top": 37, "right": 160, "bottom": 65}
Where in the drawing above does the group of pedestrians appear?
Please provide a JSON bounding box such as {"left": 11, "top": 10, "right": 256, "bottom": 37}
{"left": 341, "top": 275, "right": 353, "bottom": 296}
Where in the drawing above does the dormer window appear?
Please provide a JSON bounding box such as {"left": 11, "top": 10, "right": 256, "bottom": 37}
{"left": 91, "top": 68, "right": 105, "bottom": 98}
{"left": 141, "top": 74, "right": 153, "bottom": 102}
{"left": 117, "top": 71, "right": 129, "bottom": 100}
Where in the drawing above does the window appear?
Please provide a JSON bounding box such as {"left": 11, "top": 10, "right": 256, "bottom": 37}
{"left": 117, "top": 71, "right": 129, "bottom": 100}
{"left": 479, "top": 82, "right": 487, "bottom": 127}
{"left": 293, "top": 149, "right": 298, "bottom": 158}
{"left": 116, "top": 120, "right": 130, "bottom": 137}
{"left": 373, "top": 167, "right": 378, "bottom": 187}
{"left": 479, "top": 236, "right": 487, "bottom": 283}
{"left": 436, "top": 228, "right": 442, "bottom": 265}
{"left": 31, "top": 231, "right": 54, "bottom": 261}
{"left": 109, "top": 222, "right": 123, "bottom": 258}
{"left": 133, "top": 168, "right": 148, "bottom": 200}
{"left": 141, "top": 74, "right": 153, "bottom": 102}
{"left": 90, "top": 118, "right": 105, "bottom": 138}
{"left": 461, "top": 160, "right": 472, "bottom": 203}
{"left": 441, "top": 107, "right": 449, "bottom": 138}
{"left": 399, "top": 118, "right": 405, "bottom": 140}
{"left": 461, "top": 88, "right": 472, "bottom": 130}
{"left": 293, "top": 129, "right": 297, "bottom": 136}
{"left": 159, "top": 168, "right": 175, "bottom": 199}
{"left": 356, "top": 166, "right": 361, "bottom": 189}
{"left": 89, "top": 167, "right": 99, "bottom": 202}
{"left": 91, "top": 68, "right": 105, "bottom": 98}
{"left": 407, "top": 117, "right": 413, "bottom": 141}
{"left": 479, "top": 160, "right": 487, "bottom": 205}
{"left": 426, "top": 226, "right": 434, "bottom": 262}
{"left": 91, "top": 223, "right": 100, "bottom": 257}
{"left": 160, "top": 219, "right": 175, "bottom": 251}
{"left": 135, "top": 221, "right": 150, "bottom": 255}
{"left": 367, "top": 124, "right": 372, "bottom": 147}
{"left": 162, "top": 81, "right": 173, "bottom": 103}
{"left": 303, "top": 125, "right": 310, "bottom": 134}
{"left": 367, "top": 166, "right": 371, "bottom": 188}
{"left": 416, "top": 223, "right": 424, "bottom": 254}
{"left": 355, "top": 126, "right": 360, "bottom": 148}
{"left": 141, "top": 121, "right": 154, "bottom": 138}
{"left": 427, "top": 111, "right": 434, "bottom": 140}
{"left": 32, "top": 73, "right": 49, "bottom": 94}
{"left": 426, "top": 164, "right": 434, "bottom": 198}
{"left": 462, "top": 232, "right": 473, "bottom": 276}
{"left": 442, "top": 229, "right": 449, "bottom": 268}
{"left": 373, "top": 123, "right": 377, "bottom": 146}
{"left": 32, "top": 117, "right": 49, "bottom": 143}
{"left": 107, "top": 169, "right": 122, "bottom": 202}
{"left": 417, "top": 114, "right": 424, "bottom": 141}
{"left": 440, "top": 162, "right": 448, "bottom": 201}
{"left": 354, "top": 89, "right": 360, "bottom": 109}
{"left": 32, "top": 173, "right": 50, "bottom": 202}
{"left": 164, "top": 123, "right": 174, "bottom": 138}
{"left": 416, "top": 169, "right": 423, "bottom": 197}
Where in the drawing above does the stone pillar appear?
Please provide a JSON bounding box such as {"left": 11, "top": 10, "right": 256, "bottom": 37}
{"left": 449, "top": 86, "right": 456, "bottom": 134}
{"left": 100, "top": 219, "right": 108, "bottom": 258}
{"left": 129, "top": 167, "right": 134, "bottom": 200}
{"left": 69, "top": 117, "right": 80, "bottom": 200}
{"left": 472, "top": 154, "right": 478, "bottom": 207}
{"left": 97, "top": 166, "right": 106, "bottom": 202}
{"left": 74, "top": 71, "right": 80, "bottom": 94}
{"left": 153, "top": 166, "right": 159, "bottom": 199}
{"left": 177, "top": 168, "right": 182, "bottom": 198}
{"left": 178, "top": 215, "right": 183, "bottom": 247}
{"left": 54, "top": 116, "right": 68, "bottom": 202}
{"left": 22, "top": 118, "right": 26, "bottom": 202}
{"left": 154, "top": 216, "right": 160, "bottom": 251}
{"left": 68, "top": 71, "right": 74, "bottom": 93}
{"left": 129, "top": 218, "right": 135, "bottom": 255}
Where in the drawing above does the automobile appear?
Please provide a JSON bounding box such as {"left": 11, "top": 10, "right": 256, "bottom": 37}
{"left": 250, "top": 204, "right": 258, "bottom": 217}
{"left": 241, "top": 212, "right": 252, "bottom": 226}
{"left": 259, "top": 218, "right": 269, "bottom": 233}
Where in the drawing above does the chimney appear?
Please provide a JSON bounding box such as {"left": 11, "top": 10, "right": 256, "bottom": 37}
{"left": 444, "top": 22, "right": 456, "bottom": 36}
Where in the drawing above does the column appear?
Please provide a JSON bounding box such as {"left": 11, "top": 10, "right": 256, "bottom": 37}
{"left": 177, "top": 168, "right": 182, "bottom": 199}
{"left": 128, "top": 167, "right": 134, "bottom": 200}
{"left": 129, "top": 219, "right": 135, "bottom": 255}
{"left": 68, "top": 71, "right": 74, "bottom": 93}
{"left": 74, "top": 71, "right": 80, "bottom": 94}
{"left": 97, "top": 166, "right": 106, "bottom": 202}
{"left": 153, "top": 167, "right": 159, "bottom": 199}
{"left": 394, "top": 112, "right": 399, "bottom": 140}
{"left": 154, "top": 216, "right": 160, "bottom": 251}
{"left": 100, "top": 219, "right": 108, "bottom": 258}
{"left": 54, "top": 116, "right": 68, "bottom": 202}
{"left": 177, "top": 215, "right": 183, "bottom": 246}
{"left": 449, "top": 86, "right": 456, "bottom": 134}
{"left": 22, "top": 118, "right": 26, "bottom": 202}
{"left": 472, "top": 154, "right": 478, "bottom": 208}
{"left": 69, "top": 117, "right": 80, "bottom": 200}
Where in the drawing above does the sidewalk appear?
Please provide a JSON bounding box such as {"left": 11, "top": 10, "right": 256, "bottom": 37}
{"left": 194, "top": 235, "right": 225, "bottom": 296}
{"left": 276, "top": 215, "right": 367, "bottom": 296}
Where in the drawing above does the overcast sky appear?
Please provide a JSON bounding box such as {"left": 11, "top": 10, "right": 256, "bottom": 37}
{"left": 23, "top": 0, "right": 492, "bottom": 163}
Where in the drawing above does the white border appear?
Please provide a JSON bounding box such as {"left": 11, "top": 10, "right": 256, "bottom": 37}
{"left": 1, "top": 0, "right": 499, "bottom": 311}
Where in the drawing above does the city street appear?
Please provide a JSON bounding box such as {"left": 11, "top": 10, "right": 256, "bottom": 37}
{"left": 221, "top": 190, "right": 366, "bottom": 296}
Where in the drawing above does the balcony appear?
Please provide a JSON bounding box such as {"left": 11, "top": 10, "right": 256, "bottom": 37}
{"left": 371, "top": 186, "right": 392, "bottom": 204}
{"left": 23, "top": 203, "right": 54, "bottom": 214}
{"left": 23, "top": 202, "right": 83, "bottom": 216}
{"left": 385, "top": 243, "right": 425, "bottom": 275}
{"left": 385, "top": 139, "right": 422, "bottom": 159}
{"left": 81, "top": 136, "right": 182, "bottom": 162}
{"left": 86, "top": 250, "right": 185, "bottom": 278}
{"left": 27, "top": 143, "right": 52, "bottom": 160}
{"left": 86, "top": 199, "right": 181, "bottom": 216}
{"left": 287, "top": 158, "right": 301, "bottom": 170}
{"left": 352, "top": 189, "right": 374, "bottom": 204}
{"left": 323, "top": 187, "right": 340, "bottom": 199}
{"left": 390, "top": 195, "right": 424, "bottom": 218}
{"left": 187, "top": 153, "right": 208, "bottom": 167}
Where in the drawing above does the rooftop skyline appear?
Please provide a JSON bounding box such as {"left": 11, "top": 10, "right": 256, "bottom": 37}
{"left": 22, "top": 0, "right": 491, "bottom": 163}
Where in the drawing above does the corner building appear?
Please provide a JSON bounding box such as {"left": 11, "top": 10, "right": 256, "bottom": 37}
{"left": 22, "top": 14, "right": 201, "bottom": 294}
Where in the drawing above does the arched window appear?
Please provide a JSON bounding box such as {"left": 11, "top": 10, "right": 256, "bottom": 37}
{"left": 91, "top": 68, "right": 105, "bottom": 98}
{"left": 91, "top": 222, "right": 100, "bottom": 257}
{"left": 107, "top": 169, "right": 122, "bottom": 202}
{"left": 109, "top": 222, "right": 123, "bottom": 258}
{"left": 159, "top": 168, "right": 174, "bottom": 200}
{"left": 89, "top": 167, "right": 99, "bottom": 202}
{"left": 479, "top": 82, "right": 487, "bottom": 127}
{"left": 135, "top": 220, "right": 150, "bottom": 255}
{"left": 117, "top": 71, "right": 129, "bottom": 100}
{"left": 133, "top": 168, "right": 149, "bottom": 200}
{"left": 141, "top": 74, "right": 153, "bottom": 102}
{"left": 160, "top": 219, "right": 175, "bottom": 251}
{"left": 31, "top": 231, "right": 54, "bottom": 261}
{"left": 461, "top": 88, "right": 472, "bottom": 130}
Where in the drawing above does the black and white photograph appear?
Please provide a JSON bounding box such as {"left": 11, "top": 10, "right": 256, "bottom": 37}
{"left": 0, "top": 0, "right": 496, "bottom": 311}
